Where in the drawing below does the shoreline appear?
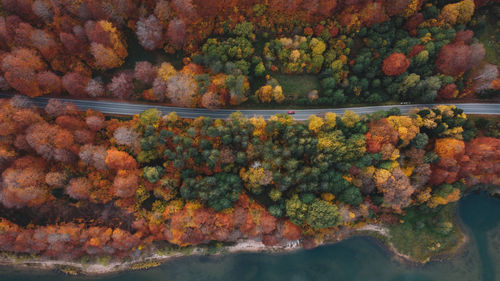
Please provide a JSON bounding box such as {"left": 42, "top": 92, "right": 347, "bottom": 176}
{"left": 0, "top": 221, "right": 469, "bottom": 276}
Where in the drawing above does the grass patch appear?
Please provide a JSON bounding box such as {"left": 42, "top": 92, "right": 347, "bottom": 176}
{"left": 388, "top": 203, "right": 464, "bottom": 263}
{"left": 476, "top": 4, "right": 500, "bottom": 68}
{"left": 273, "top": 74, "right": 320, "bottom": 98}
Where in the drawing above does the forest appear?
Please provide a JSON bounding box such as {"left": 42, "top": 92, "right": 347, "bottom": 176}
{"left": 0, "top": 96, "right": 499, "bottom": 261}
{"left": 0, "top": 0, "right": 499, "bottom": 266}
{"left": 0, "top": 0, "right": 497, "bottom": 108}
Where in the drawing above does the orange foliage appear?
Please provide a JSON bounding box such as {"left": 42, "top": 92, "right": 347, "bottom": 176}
{"left": 105, "top": 149, "right": 137, "bottom": 170}
{"left": 365, "top": 118, "right": 399, "bottom": 153}
{"left": 1, "top": 48, "right": 46, "bottom": 97}
{"left": 112, "top": 169, "right": 139, "bottom": 198}
{"left": 0, "top": 156, "right": 49, "bottom": 208}
{"left": 283, "top": 220, "right": 302, "bottom": 241}
{"left": 434, "top": 138, "right": 465, "bottom": 164}
{"left": 459, "top": 137, "right": 500, "bottom": 187}
{"left": 382, "top": 53, "right": 410, "bottom": 76}
{"left": 430, "top": 138, "right": 465, "bottom": 185}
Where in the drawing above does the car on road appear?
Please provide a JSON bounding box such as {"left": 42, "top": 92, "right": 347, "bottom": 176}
{"left": 287, "top": 110, "right": 295, "bottom": 115}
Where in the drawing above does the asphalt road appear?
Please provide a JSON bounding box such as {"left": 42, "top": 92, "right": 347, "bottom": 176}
{"left": 1, "top": 93, "right": 500, "bottom": 120}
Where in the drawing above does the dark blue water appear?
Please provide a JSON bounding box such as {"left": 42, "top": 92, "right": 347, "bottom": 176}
{"left": 1, "top": 192, "right": 499, "bottom": 281}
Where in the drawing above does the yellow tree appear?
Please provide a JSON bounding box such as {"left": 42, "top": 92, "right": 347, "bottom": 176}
{"left": 324, "top": 112, "right": 337, "bottom": 128}
{"left": 256, "top": 85, "right": 273, "bottom": 103}
{"left": 308, "top": 115, "right": 324, "bottom": 133}
{"left": 341, "top": 110, "right": 361, "bottom": 128}
{"left": 272, "top": 86, "right": 285, "bottom": 103}
{"left": 386, "top": 116, "right": 420, "bottom": 146}
{"left": 158, "top": 62, "right": 177, "bottom": 82}
{"left": 250, "top": 116, "right": 267, "bottom": 137}
{"left": 440, "top": 0, "right": 475, "bottom": 25}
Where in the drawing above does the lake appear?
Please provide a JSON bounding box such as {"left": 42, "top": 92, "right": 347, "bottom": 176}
{"left": 1, "top": 192, "right": 499, "bottom": 281}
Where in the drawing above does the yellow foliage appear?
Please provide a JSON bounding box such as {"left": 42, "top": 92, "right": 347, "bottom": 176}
{"left": 163, "top": 199, "right": 184, "bottom": 220}
{"left": 341, "top": 110, "right": 361, "bottom": 128}
{"left": 214, "top": 118, "right": 224, "bottom": 127}
{"left": 390, "top": 148, "right": 400, "bottom": 161}
{"left": 434, "top": 138, "right": 465, "bottom": 159}
{"left": 317, "top": 130, "right": 344, "bottom": 152}
{"left": 279, "top": 37, "right": 293, "bottom": 49}
{"left": 277, "top": 114, "right": 294, "bottom": 125}
{"left": 374, "top": 169, "right": 391, "bottom": 186}
{"left": 289, "top": 49, "right": 301, "bottom": 62}
{"left": 321, "top": 193, "right": 335, "bottom": 202}
{"left": 416, "top": 187, "right": 432, "bottom": 204}
{"left": 402, "top": 0, "right": 420, "bottom": 18}
{"left": 414, "top": 114, "right": 424, "bottom": 127}
{"left": 308, "top": 115, "right": 324, "bottom": 133}
{"left": 272, "top": 85, "right": 285, "bottom": 103}
{"left": 99, "top": 20, "right": 117, "bottom": 34}
{"left": 349, "top": 212, "right": 356, "bottom": 219}
{"left": 256, "top": 85, "right": 273, "bottom": 103}
{"left": 240, "top": 167, "right": 272, "bottom": 192}
{"left": 98, "top": 20, "right": 126, "bottom": 58}
{"left": 427, "top": 188, "right": 461, "bottom": 208}
{"left": 343, "top": 175, "right": 353, "bottom": 183}
{"left": 324, "top": 112, "right": 337, "bottom": 128}
{"left": 185, "top": 201, "right": 202, "bottom": 212}
{"left": 158, "top": 62, "right": 177, "bottom": 82}
{"left": 402, "top": 165, "right": 414, "bottom": 177}
{"left": 250, "top": 116, "right": 267, "bottom": 136}
{"left": 166, "top": 112, "right": 178, "bottom": 123}
{"left": 419, "top": 33, "right": 433, "bottom": 44}
{"left": 212, "top": 73, "right": 226, "bottom": 87}
{"left": 436, "top": 105, "right": 455, "bottom": 117}
{"left": 442, "top": 126, "right": 464, "bottom": 139}
{"left": 423, "top": 118, "right": 437, "bottom": 129}
{"left": 387, "top": 115, "right": 419, "bottom": 146}
{"left": 440, "top": 0, "right": 475, "bottom": 25}
{"left": 317, "top": 137, "right": 333, "bottom": 150}
{"left": 363, "top": 166, "right": 376, "bottom": 177}
{"left": 310, "top": 38, "right": 326, "bottom": 55}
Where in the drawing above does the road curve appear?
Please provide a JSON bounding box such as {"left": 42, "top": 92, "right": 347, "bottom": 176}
{"left": 1, "top": 93, "right": 499, "bottom": 120}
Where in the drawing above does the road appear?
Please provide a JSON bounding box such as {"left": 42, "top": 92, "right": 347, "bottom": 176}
{"left": 1, "top": 93, "right": 500, "bottom": 120}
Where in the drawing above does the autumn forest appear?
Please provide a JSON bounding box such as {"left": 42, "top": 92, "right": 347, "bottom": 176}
{"left": 0, "top": 0, "right": 499, "bottom": 270}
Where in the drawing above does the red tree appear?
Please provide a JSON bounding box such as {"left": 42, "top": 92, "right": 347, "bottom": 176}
{"left": 112, "top": 169, "right": 139, "bottom": 198}
{"left": 382, "top": 52, "right": 410, "bottom": 76}
{"left": 167, "top": 18, "right": 187, "bottom": 49}
{"left": 62, "top": 72, "right": 91, "bottom": 97}
{"left": 2, "top": 47, "right": 46, "bottom": 97}
{"left": 0, "top": 156, "right": 49, "bottom": 208}
{"left": 66, "top": 177, "right": 92, "bottom": 200}
{"left": 37, "top": 71, "right": 61, "bottom": 95}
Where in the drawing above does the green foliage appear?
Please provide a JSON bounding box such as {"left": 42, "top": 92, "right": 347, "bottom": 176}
{"left": 285, "top": 194, "right": 308, "bottom": 226}
{"left": 181, "top": 172, "right": 242, "bottom": 211}
{"left": 286, "top": 195, "right": 342, "bottom": 229}
{"left": 339, "top": 186, "right": 363, "bottom": 206}
{"left": 269, "top": 189, "right": 282, "bottom": 201}
{"left": 268, "top": 205, "right": 284, "bottom": 218}
{"left": 196, "top": 37, "right": 255, "bottom": 75}
{"left": 388, "top": 204, "right": 463, "bottom": 262}
{"left": 411, "top": 133, "right": 429, "bottom": 149}
{"left": 233, "top": 21, "right": 254, "bottom": 38}
{"left": 143, "top": 166, "right": 165, "bottom": 183}
{"left": 306, "top": 199, "right": 342, "bottom": 229}
{"left": 139, "top": 109, "right": 161, "bottom": 127}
